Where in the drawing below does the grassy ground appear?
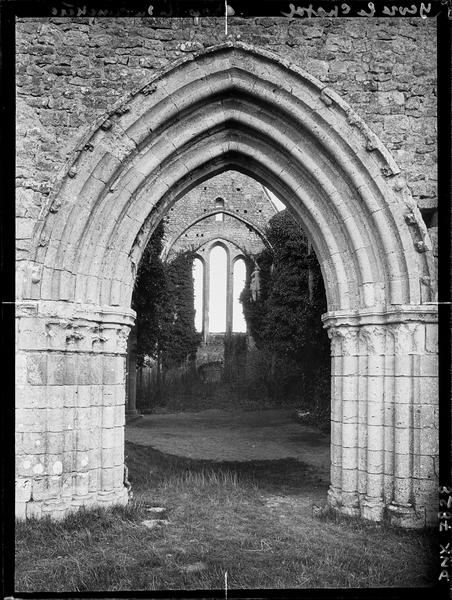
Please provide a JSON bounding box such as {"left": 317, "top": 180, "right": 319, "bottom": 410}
{"left": 15, "top": 442, "right": 438, "bottom": 591}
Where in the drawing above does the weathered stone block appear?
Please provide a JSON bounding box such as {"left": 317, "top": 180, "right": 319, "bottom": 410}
{"left": 63, "top": 407, "right": 76, "bottom": 432}
{"left": 78, "top": 354, "right": 97, "bottom": 385}
{"left": 330, "top": 442, "right": 342, "bottom": 467}
{"left": 418, "top": 376, "right": 439, "bottom": 405}
{"left": 90, "top": 405, "right": 103, "bottom": 429}
{"left": 366, "top": 378, "right": 385, "bottom": 404}
{"left": 64, "top": 354, "right": 78, "bottom": 385}
{"left": 341, "top": 468, "right": 358, "bottom": 493}
{"left": 63, "top": 429, "right": 75, "bottom": 452}
{"left": 419, "top": 428, "right": 439, "bottom": 456}
{"left": 342, "top": 446, "right": 358, "bottom": 468}
{"left": 341, "top": 376, "right": 359, "bottom": 401}
{"left": 341, "top": 423, "right": 358, "bottom": 447}
{"left": 113, "top": 404, "right": 125, "bottom": 427}
{"left": 76, "top": 385, "right": 92, "bottom": 408}
{"left": 367, "top": 426, "right": 384, "bottom": 454}
{"left": 102, "top": 406, "right": 115, "bottom": 429}
{"left": 16, "top": 384, "right": 47, "bottom": 409}
{"left": 87, "top": 467, "right": 100, "bottom": 492}
{"left": 75, "top": 428, "right": 92, "bottom": 452}
{"left": 59, "top": 470, "right": 73, "bottom": 496}
{"left": 46, "top": 385, "right": 65, "bottom": 409}
{"left": 26, "top": 500, "right": 42, "bottom": 519}
{"left": 63, "top": 385, "right": 77, "bottom": 407}
{"left": 47, "top": 353, "right": 66, "bottom": 386}
{"left": 393, "top": 355, "right": 412, "bottom": 376}
{"left": 16, "top": 407, "right": 47, "bottom": 433}
{"left": 365, "top": 473, "right": 385, "bottom": 501}
{"left": 75, "top": 450, "right": 91, "bottom": 471}
{"left": 75, "top": 406, "right": 93, "bottom": 430}
{"left": 16, "top": 477, "right": 32, "bottom": 504}
{"left": 394, "top": 403, "right": 411, "bottom": 428}
{"left": 27, "top": 352, "right": 47, "bottom": 385}
{"left": 74, "top": 472, "right": 90, "bottom": 496}
{"left": 416, "top": 454, "right": 437, "bottom": 480}
{"left": 366, "top": 356, "right": 385, "bottom": 376}
{"left": 101, "top": 427, "right": 118, "bottom": 449}
{"left": 89, "top": 446, "right": 102, "bottom": 469}
{"left": 47, "top": 432, "right": 64, "bottom": 455}
{"left": 47, "top": 407, "right": 64, "bottom": 432}
{"left": 419, "top": 355, "right": 438, "bottom": 377}
{"left": 102, "top": 356, "right": 119, "bottom": 384}
{"left": 393, "top": 376, "right": 412, "bottom": 403}
{"left": 100, "top": 467, "right": 114, "bottom": 490}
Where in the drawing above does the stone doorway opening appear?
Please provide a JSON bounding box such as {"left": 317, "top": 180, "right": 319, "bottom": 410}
{"left": 16, "top": 44, "right": 437, "bottom": 527}
{"left": 126, "top": 170, "right": 330, "bottom": 433}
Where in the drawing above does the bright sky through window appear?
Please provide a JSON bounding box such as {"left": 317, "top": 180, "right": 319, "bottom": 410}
{"left": 232, "top": 258, "right": 247, "bottom": 332}
{"left": 265, "top": 188, "right": 286, "bottom": 212}
{"left": 192, "top": 258, "right": 204, "bottom": 333}
{"left": 209, "top": 245, "right": 227, "bottom": 332}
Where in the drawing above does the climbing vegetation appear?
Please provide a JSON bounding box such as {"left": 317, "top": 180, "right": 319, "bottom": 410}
{"left": 241, "top": 210, "right": 330, "bottom": 423}
{"left": 132, "top": 222, "right": 201, "bottom": 371}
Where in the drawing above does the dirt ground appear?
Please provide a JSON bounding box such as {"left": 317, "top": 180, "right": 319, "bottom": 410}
{"left": 125, "top": 408, "right": 330, "bottom": 474}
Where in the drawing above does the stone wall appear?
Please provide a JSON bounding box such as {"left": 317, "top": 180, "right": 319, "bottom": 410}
{"left": 163, "top": 171, "right": 277, "bottom": 260}
{"left": 16, "top": 16, "right": 437, "bottom": 271}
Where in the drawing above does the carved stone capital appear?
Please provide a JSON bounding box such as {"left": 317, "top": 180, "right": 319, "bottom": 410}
{"left": 387, "top": 322, "right": 418, "bottom": 354}
{"left": 358, "top": 325, "right": 387, "bottom": 355}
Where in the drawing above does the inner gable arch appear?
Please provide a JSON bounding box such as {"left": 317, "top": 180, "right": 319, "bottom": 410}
{"left": 161, "top": 208, "right": 273, "bottom": 262}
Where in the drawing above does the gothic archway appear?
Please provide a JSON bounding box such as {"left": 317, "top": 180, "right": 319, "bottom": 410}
{"left": 16, "top": 43, "right": 437, "bottom": 526}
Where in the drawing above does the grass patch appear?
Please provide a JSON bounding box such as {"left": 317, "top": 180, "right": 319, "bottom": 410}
{"left": 15, "top": 442, "right": 437, "bottom": 591}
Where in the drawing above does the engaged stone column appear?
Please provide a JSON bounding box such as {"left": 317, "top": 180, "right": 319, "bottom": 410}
{"left": 126, "top": 325, "right": 137, "bottom": 416}
{"left": 386, "top": 320, "right": 438, "bottom": 527}
{"left": 360, "top": 326, "right": 386, "bottom": 521}
{"left": 327, "top": 325, "right": 360, "bottom": 516}
{"left": 16, "top": 300, "right": 135, "bottom": 519}
{"left": 323, "top": 307, "right": 438, "bottom": 527}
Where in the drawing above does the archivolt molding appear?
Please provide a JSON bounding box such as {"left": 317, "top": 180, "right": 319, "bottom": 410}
{"left": 24, "top": 42, "right": 436, "bottom": 314}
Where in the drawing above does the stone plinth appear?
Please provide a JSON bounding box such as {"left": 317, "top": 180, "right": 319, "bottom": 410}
{"left": 324, "top": 306, "right": 438, "bottom": 528}
{"left": 15, "top": 300, "right": 135, "bottom": 519}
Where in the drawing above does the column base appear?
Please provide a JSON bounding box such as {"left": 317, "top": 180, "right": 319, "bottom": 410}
{"left": 327, "top": 486, "right": 342, "bottom": 509}
{"left": 327, "top": 487, "right": 360, "bottom": 517}
{"left": 361, "top": 496, "right": 385, "bottom": 522}
{"left": 17, "top": 486, "right": 129, "bottom": 520}
{"left": 387, "top": 502, "right": 426, "bottom": 529}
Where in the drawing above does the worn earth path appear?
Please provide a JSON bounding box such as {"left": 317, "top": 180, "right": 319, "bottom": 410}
{"left": 125, "top": 408, "right": 330, "bottom": 473}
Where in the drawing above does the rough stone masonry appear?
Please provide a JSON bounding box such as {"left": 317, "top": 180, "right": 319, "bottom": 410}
{"left": 15, "top": 16, "right": 438, "bottom": 526}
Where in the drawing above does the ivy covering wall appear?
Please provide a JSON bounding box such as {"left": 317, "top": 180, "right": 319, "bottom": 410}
{"left": 241, "top": 211, "right": 330, "bottom": 421}
{"left": 132, "top": 222, "right": 201, "bottom": 371}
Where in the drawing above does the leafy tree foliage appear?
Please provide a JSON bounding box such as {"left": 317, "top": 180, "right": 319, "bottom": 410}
{"left": 132, "top": 222, "right": 201, "bottom": 370}
{"left": 132, "top": 221, "right": 167, "bottom": 368}
{"left": 162, "top": 251, "right": 202, "bottom": 369}
{"left": 241, "top": 210, "right": 330, "bottom": 412}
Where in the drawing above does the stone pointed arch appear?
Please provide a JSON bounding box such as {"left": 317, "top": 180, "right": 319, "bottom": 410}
{"left": 16, "top": 43, "right": 438, "bottom": 526}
